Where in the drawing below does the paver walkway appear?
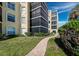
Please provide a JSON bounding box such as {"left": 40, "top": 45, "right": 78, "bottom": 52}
{"left": 26, "top": 34, "right": 57, "bottom": 56}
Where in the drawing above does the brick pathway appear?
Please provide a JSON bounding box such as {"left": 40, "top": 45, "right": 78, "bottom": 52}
{"left": 26, "top": 35, "right": 57, "bottom": 56}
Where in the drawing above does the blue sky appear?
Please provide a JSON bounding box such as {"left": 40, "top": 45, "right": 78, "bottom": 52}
{"left": 47, "top": 2, "right": 79, "bottom": 27}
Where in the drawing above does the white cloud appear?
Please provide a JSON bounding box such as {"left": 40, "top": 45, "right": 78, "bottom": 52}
{"left": 58, "top": 8, "right": 71, "bottom": 14}
{"left": 52, "top": 3, "right": 77, "bottom": 10}
{"left": 52, "top": 3, "right": 78, "bottom": 27}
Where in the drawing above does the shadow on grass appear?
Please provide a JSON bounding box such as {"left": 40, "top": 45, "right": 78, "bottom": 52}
{"left": 55, "top": 38, "right": 75, "bottom": 56}
{"left": 0, "top": 35, "right": 19, "bottom": 41}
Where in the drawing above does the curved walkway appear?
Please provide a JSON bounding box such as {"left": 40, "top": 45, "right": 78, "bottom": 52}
{"left": 26, "top": 34, "right": 57, "bottom": 56}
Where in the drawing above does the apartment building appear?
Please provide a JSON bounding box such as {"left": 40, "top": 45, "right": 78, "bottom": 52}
{"left": 0, "top": 2, "right": 21, "bottom": 35}
{"left": 21, "top": 2, "right": 48, "bottom": 34}
{"left": 30, "top": 2, "right": 48, "bottom": 33}
{"left": 48, "top": 10, "right": 58, "bottom": 33}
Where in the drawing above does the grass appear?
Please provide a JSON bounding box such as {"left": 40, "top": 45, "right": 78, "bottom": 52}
{"left": 0, "top": 36, "right": 43, "bottom": 56}
{"left": 45, "top": 38, "right": 66, "bottom": 56}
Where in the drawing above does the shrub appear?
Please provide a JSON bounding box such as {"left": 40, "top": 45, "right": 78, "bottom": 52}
{"left": 0, "top": 34, "right": 8, "bottom": 40}
{"left": 59, "top": 20, "right": 79, "bottom": 34}
{"left": 19, "top": 34, "right": 25, "bottom": 37}
{"left": 49, "top": 32, "right": 54, "bottom": 35}
{"left": 7, "top": 35, "right": 18, "bottom": 39}
{"left": 59, "top": 20, "right": 79, "bottom": 55}
{"left": 0, "top": 34, "right": 18, "bottom": 40}
{"left": 34, "top": 32, "right": 44, "bottom": 36}
{"left": 44, "top": 33, "right": 49, "bottom": 36}
{"left": 25, "top": 32, "right": 32, "bottom": 36}
{"left": 76, "top": 29, "right": 79, "bottom": 33}
{"left": 34, "top": 32, "right": 49, "bottom": 36}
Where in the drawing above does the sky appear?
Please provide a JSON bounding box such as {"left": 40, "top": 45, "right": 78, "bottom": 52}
{"left": 47, "top": 2, "right": 79, "bottom": 27}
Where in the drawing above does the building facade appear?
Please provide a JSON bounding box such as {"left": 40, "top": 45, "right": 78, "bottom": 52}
{"left": 20, "top": 2, "right": 30, "bottom": 35}
{"left": 0, "top": 2, "right": 21, "bottom": 35}
{"left": 21, "top": 2, "right": 48, "bottom": 34}
{"left": 48, "top": 10, "right": 58, "bottom": 33}
{"left": 0, "top": 2, "right": 48, "bottom": 35}
{"left": 30, "top": 2, "right": 48, "bottom": 33}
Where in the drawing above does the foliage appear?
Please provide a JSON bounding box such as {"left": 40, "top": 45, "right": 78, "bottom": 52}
{"left": 34, "top": 32, "right": 49, "bottom": 36}
{"left": 59, "top": 20, "right": 79, "bottom": 56}
{"left": 25, "top": 32, "right": 32, "bottom": 36}
{"left": 59, "top": 20, "right": 79, "bottom": 33}
{"left": 7, "top": 35, "right": 18, "bottom": 38}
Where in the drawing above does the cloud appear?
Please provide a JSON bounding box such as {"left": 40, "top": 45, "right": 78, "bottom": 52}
{"left": 58, "top": 8, "right": 71, "bottom": 14}
{"left": 52, "top": 3, "right": 77, "bottom": 10}
{"left": 50, "top": 3, "right": 79, "bottom": 27}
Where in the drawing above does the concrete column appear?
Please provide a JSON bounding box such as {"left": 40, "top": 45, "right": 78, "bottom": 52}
{"left": 21, "top": 2, "right": 30, "bottom": 35}
{"left": 56, "top": 10, "right": 59, "bottom": 33}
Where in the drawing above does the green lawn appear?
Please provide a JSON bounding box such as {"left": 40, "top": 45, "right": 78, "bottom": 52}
{"left": 45, "top": 38, "right": 66, "bottom": 56}
{"left": 0, "top": 36, "right": 43, "bottom": 56}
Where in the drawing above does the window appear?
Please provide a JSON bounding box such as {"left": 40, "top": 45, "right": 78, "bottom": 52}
{"left": 31, "top": 17, "right": 41, "bottom": 26}
{"left": 7, "top": 27, "right": 16, "bottom": 35}
{"left": 31, "top": 2, "right": 41, "bottom": 9}
{"left": 7, "top": 2, "right": 15, "bottom": 10}
{"left": 21, "top": 17, "right": 25, "bottom": 23}
{"left": 53, "top": 30, "right": 56, "bottom": 33}
{"left": 31, "top": 8, "right": 40, "bottom": 18}
{"left": 52, "top": 26, "right": 57, "bottom": 29}
{"left": 31, "top": 2, "right": 40, "bottom": 6}
{"left": 7, "top": 13, "right": 15, "bottom": 22}
{"left": 52, "top": 21, "right": 57, "bottom": 24}
{"left": 32, "top": 8, "right": 40, "bottom": 14}
{"left": 52, "top": 16, "right": 57, "bottom": 20}
{"left": 48, "top": 25, "right": 50, "bottom": 28}
{"left": 21, "top": 7, "right": 26, "bottom": 14}
{"left": 49, "top": 21, "right": 50, "bottom": 23}
{"left": 77, "top": 16, "right": 79, "bottom": 20}
{"left": 52, "top": 12, "right": 57, "bottom": 15}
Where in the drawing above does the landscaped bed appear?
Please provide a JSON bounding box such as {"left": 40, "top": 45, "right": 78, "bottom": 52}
{"left": 0, "top": 36, "right": 43, "bottom": 56}
{"left": 45, "top": 38, "right": 66, "bottom": 56}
